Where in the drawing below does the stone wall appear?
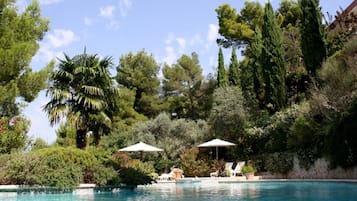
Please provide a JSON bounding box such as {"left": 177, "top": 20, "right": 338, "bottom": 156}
{"left": 262, "top": 157, "right": 357, "bottom": 179}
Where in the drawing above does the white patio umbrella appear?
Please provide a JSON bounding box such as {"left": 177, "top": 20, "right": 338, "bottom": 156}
{"left": 197, "top": 138, "right": 235, "bottom": 160}
{"left": 119, "top": 141, "right": 163, "bottom": 159}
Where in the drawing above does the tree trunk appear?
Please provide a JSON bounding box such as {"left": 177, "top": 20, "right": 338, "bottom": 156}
{"left": 76, "top": 129, "right": 87, "bottom": 149}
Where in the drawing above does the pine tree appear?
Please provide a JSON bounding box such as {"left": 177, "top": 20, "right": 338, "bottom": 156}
{"left": 260, "top": 2, "right": 287, "bottom": 113}
{"left": 0, "top": 0, "right": 51, "bottom": 116}
{"left": 300, "top": 0, "right": 326, "bottom": 77}
{"left": 217, "top": 47, "right": 228, "bottom": 87}
{"left": 228, "top": 47, "right": 240, "bottom": 87}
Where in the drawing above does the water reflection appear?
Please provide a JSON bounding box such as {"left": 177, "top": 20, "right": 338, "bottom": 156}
{"left": 0, "top": 182, "right": 356, "bottom": 201}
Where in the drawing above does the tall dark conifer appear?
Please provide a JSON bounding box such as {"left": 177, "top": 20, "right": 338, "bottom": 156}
{"left": 217, "top": 47, "right": 228, "bottom": 87}
{"left": 228, "top": 47, "right": 240, "bottom": 87}
{"left": 260, "top": 2, "right": 287, "bottom": 113}
{"left": 250, "top": 28, "right": 264, "bottom": 107}
{"left": 300, "top": 0, "right": 326, "bottom": 77}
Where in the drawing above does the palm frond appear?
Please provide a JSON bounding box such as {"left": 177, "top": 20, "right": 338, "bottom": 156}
{"left": 81, "top": 85, "right": 104, "bottom": 96}
{"left": 76, "top": 93, "right": 104, "bottom": 110}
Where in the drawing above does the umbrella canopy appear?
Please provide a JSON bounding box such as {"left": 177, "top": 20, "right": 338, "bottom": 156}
{"left": 119, "top": 141, "right": 163, "bottom": 152}
{"left": 197, "top": 138, "right": 235, "bottom": 160}
{"left": 119, "top": 141, "right": 163, "bottom": 159}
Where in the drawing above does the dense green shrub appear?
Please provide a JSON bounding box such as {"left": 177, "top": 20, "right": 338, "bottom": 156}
{"left": 114, "top": 158, "right": 157, "bottom": 187}
{"left": 0, "top": 147, "right": 117, "bottom": 188}
{"left": 0, "top": 116, "right": 30, "bottom": 154}
{"left": 179, "top": 147, "right": 210, "bottom": 177}
{"left": 264, "top": 105, "right": 300, "bottom": 153}
{"left": 118, "top": 168, "right": 154, "bottom": 188}
{"left": 241, "top": 165, "right": 256, "bottom": 174}
{"left": 327, "top": 102, "right": 357, "bottom": 168}
{"left": 265, "top": 152, "right": 294, "bottom": 175}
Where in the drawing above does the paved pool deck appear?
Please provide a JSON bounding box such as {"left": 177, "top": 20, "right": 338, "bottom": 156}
{"left": 157, "top": 176, "right": 357, "bottom": 184}
{"left": 1, "top": 178, "right": 357, "bottom": 192}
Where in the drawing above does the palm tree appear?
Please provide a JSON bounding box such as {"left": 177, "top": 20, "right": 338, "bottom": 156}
{"left": 44, "top": 51, "right": 118, "bottom": 149}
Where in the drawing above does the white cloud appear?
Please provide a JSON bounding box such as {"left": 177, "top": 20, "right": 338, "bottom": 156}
{"left": 100, "top": 5, "right": 115, "bottom": 18}
{"left": 39, "top": 0, "right": 63, "bottom": 5}
{"left": 189, "top": 34, "right": 203, "bottom": 46}
{"left": 164, "top": 46, "right": 177, "bottom": 65}
{"left": 176, "top": 38, "right": 186, "bottom": 53}
{"left": 33, "top": 29, "right": 78, "bottom": 64}
{"left": 99, "top": 5, "right": 120, "bottom": 30}
{"left": 119, "top": 0, "right": 132, "bottom": 17}
{"left": 203, "top": 24, "right": 219, "bottom": 53}
{"left": 209, "top": 56, "right": 216, "bottom": 67}
{"left": 207, "top": 24, "right": 218, "bottom": 42}
{"left": 165, "top": 32, "right": 175, "bottom": 44}
{"left": 84, "top": 17, "right": 92, "bottom": 26}
{"left": 107, "top": 20, "right": 120, "bottom": 30}
{"left": 47, "top": 29, "right": 78, "bottom": 48}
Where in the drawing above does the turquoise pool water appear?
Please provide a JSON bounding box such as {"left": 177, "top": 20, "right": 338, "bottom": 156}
{"left": 0, "top": 181, "right": 356, "bottom": 201}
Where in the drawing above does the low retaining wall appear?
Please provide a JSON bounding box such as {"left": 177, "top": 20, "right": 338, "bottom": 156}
{"left": 261, "top": 157, "right": 357, "bottom": 179}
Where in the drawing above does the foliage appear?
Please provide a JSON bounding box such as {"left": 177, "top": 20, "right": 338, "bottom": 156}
{"left": 118, "top": 168, "right": 154, "bottom": 188}
{"left": 179, "top": 147, "right": 210, "bottom": 177}
{"left": 246, "top": 29, "right": 264, "bottom": 108}
{"left": 327, "top": 102, "right": 357, "bottom": 168}
{"left": 0, "top": 147, "right": 117, "bottom": 188}
{"left": 277, "top": 0, "right": 301, "bottom": 27}
{"left": 31, "top": 138, "right": 48, "bottom": 151}
{"left": 241, "top": 164, "right": 257, "bottom": 174}
{"left": 0, "top": 116, "right": 30, "bottom": 154}
{"left": 215, "top": 2, "right": 263, "bottom": 48}
{"left": 113, "top": 87, "right": 147, "bottom": 130}
{"left": 131, "top": 113, "right": 209, "bottom": 163}
{"left": 228, "top": 47, "right": 240, "bottom": 87}
{"left": 288, "top": 113, "right": 324, "bottom": 151}
{"left": 115, "top": 158, "right": 156, "bottom": 187}
{"left": 260, "top": 2, "right": 287, "bottom": 113}
{"left": 217, "top": 47, "right": 228, "bottom": 87}
{"left": 116, "top": 50, "right": 163, "bottom": 118}
{"left": 0, "top": 0, "right": 51, "bottom": 117}
{"left": 264, "top": 152, "right": 293, "bottom": 174}
{"left": 44, "top": 51, "right": 118, "bottom": 149}
{"left": 299, "top": 0, "right": 326, "bottom": 77}
{"left": 211, "top": 159, "right": 226, "bottom": 176}
{"left": 55, "top": 122, "right": 76, "bottom": 147}
{"left": 326, "top": 7, "right": 357, "bottom": 56}
{"left": 209, "top": 87, "right": 248, "bottom": 142}
{"left": 264, "top": 105, "right": 301, "bottom": 152}
{"left": 99, "top": 130, "right": 132, "bottom": 154}
{"left": 162, "top": 52, "right": 206, "bottom": 120}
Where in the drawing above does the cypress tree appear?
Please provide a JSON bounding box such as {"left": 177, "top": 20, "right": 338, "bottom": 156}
{"left": 250, "top": 28, "right": 264, "bottom": 108}
{"left": 217, "top": 47, "right": 228, "bottom": 87}
{"left": 260, "top": 2, "right": 287, "bottom": 113}
{"left": 300, "top": 0, "right": 326, "bottom": 77}
{"left": 228, "top": 47, "right": 240, "bottom": 87}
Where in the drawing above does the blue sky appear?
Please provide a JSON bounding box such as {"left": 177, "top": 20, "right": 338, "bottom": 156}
{"left": 21, "top": 0, "right": 352, "bottom": 144}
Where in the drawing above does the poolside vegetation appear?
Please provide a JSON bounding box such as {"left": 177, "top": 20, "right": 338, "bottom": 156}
{"left": 0, "top": 0, "right": 356, "bottom": 189}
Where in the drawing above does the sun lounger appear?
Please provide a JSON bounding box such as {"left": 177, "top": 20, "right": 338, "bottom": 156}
{"left": 231, "top": 161, "right": 245, "bottom": 177}
{"left": 158, "top": 171, "right": 175, "bottom": 181}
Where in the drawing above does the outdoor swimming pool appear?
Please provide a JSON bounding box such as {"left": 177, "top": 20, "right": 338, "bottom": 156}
{"left": 0, "top": 181, "right": 356, "bottom": 201}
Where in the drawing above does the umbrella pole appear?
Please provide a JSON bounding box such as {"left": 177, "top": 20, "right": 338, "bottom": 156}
{"left": 216, "top": 146, "right": 218, "bottom": 160}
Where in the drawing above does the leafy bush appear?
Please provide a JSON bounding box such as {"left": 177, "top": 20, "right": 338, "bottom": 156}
{"left": 0, "top": 116, "right": 30, "bottom": 154}
{"left": 179, "top": 147, "right": 210, "bottom": 177}
{"left": 241, "top": 165, "right": 256, "bottom": 174}
{"left": 265, "top": 152, "right": 294, "bottom": 175}
{"left": 0, "top": 147, "right": 117, "bottom": 188}
{"left": 264, "top": 105, "right": 300, "bottom": 153}
{"left": 118, "top": 168, "right": 154, "bottom": 188}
